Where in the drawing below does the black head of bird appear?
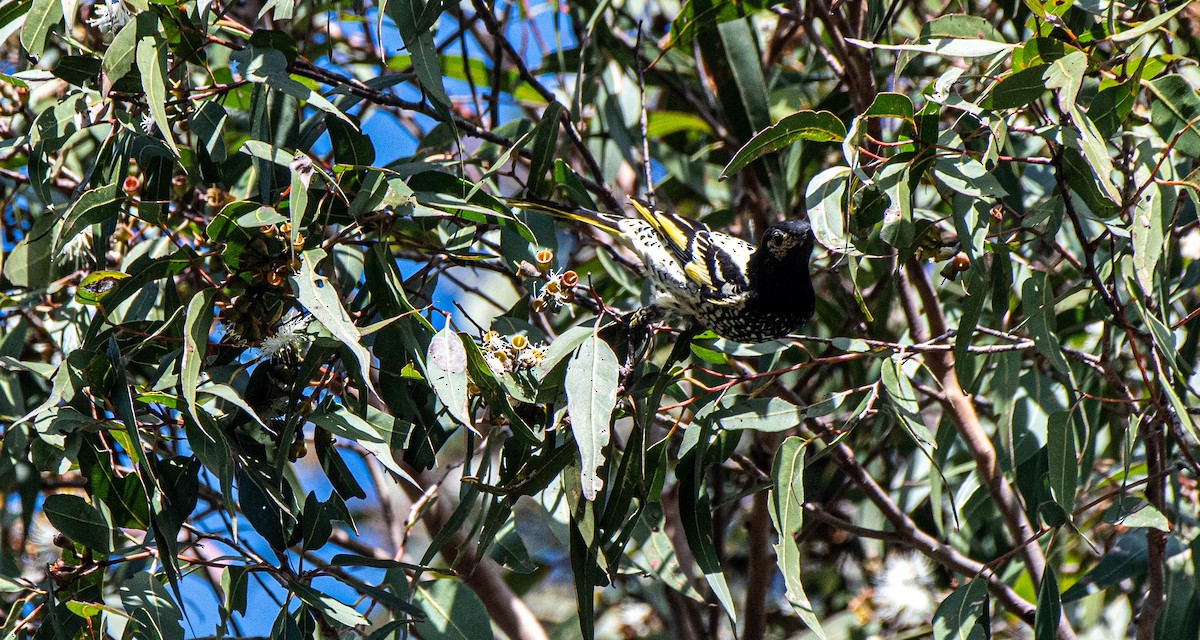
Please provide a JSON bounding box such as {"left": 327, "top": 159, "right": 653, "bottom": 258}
{"left": 744, "top": 219, "right": 816, "bottom": 327}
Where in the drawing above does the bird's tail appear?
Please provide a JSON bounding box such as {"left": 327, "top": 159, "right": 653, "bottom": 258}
{"left": 503, "top": 198, "right": 623, "bottom": 235}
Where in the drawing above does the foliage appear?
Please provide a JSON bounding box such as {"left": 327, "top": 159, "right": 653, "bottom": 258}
{"left": 1, "top": 0, "right": 1200, "bottom": 639}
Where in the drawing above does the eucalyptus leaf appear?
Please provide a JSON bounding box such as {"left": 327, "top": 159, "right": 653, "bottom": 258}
{"left": 565, "top": 335, "right": 619, "bottom": 501}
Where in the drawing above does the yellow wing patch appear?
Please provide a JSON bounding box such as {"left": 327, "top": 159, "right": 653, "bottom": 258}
{"left": 684, "top": 262, "right": 714, "bottom": 288}
{"left": 628, "top": 197, "right": 692, "bottom": 254}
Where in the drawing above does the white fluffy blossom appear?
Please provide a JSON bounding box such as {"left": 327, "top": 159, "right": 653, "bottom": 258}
{"left": 874, "top": 552, "right": 937, "bottom": 628}
{"left": 57, "top": 232, "right": 92, "bottom": 267}
{"left": 140, "top": 112, "right": 156, "bottom": 135}
{"left": 1181, "top": 228, "right": 1200, "bottom": 261}
{"left": 259, "top": 314, "right": 311, "bottom": 360}
{"left": 88, "top": 0, "right": 132, "bottom": 34}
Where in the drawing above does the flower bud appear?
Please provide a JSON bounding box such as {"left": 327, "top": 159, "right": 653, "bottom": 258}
{"left": 122, "top": 175, "right": 140, "bottom": 196}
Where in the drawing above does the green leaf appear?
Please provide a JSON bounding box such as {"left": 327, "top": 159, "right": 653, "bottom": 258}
{"left": 236, "top": 46, "right": 354, "bottom": 124}
{"left": 629, "top": 511, "right": 703, "bottom": 601}
{"left": 181, "top": 289, "right": 214, "bottom": 428}
{"left": 862, "top": 92, "right": 916, "bottom": 120}
{"left": 1147, "top": 75, "right": 1200, "bottom": 159}
{"left": 954, "top": 267, "right": 989, "bottom": 386}
{"left": 20, "top": 0, "right": 62, "bottom": 56}
{"left": 119, "top": 573, "right": 184, "bottom": 640}
{"left": 65, "top": 601, "right": 127, "bottom": 620}
{"left": 1067, "top": 106, "right": 1120, "bottom": 203}
{"left": 720, "top": 18, "right": 771, "bottom": 135}
{"left": 877, "top": 160, "right": 914, "bottom": 249}
{"left": 103, "top": 16, "right": 140, "bottom": 81}
{"left": 534, "top": 324, "right": 595, "bottom": 380}
{"left": 722, "top": 110, "right": 845, "bottom": 179}
{"left": 646, "top": 110, "right": 714, "bottom": 137}
{"left": 1062, "top": 533, "right": 1148, "bottom": 601}
{"left": 987, "top": 65, "right": 1049, "bottom": 109}
{"left": 309, "top": 406, "right": 417, "bottom": 486}
{"left": 426, "top": 326, "right": 471, "bottom": 429}
{"left": 52, "top": 55, "right": 101, "bottom": 86}
{"left": 847, "top": 37, "right": 1017, "bottom": 57}
{"left": 1021, "top": 271, "right": 1071, "bottom": 376}
{"left": 880, "top": 356, "right": 935, "bottom": 445}
{"left": 665, "top": 0, "right": 775, "bottom": 49}
{"left": 137, "top": 37, "right": 180, "bottom": 156}
{"left": 235, "top": 205, "right": 287, "bottom": 228}
{"left": 1109, "top": 3, "right": 1190, "bottom": 42}
{"left": 384, "top": 0, "right": 452, "bottom": 112}
{"left": 290, "top": 580, "right": 370, "bottom": 627}
{"left": 1156, "top": 356, "right": 1199, "bottom": 446}
{"left": 239, "top": 139, "right": 293, "bottom": 166}
{"left": 932, "top": 579, "right": 988, "bottom": 640}
{"left": 414, "top": 579, "right": 495, "bottom": 640}
{"left": 3, "top": 214, "right": 56, "bottom": 288}
{"left": 295, "top": 248, "right": 377, "bottom": 397}
{"left": 921, "top": 13, "right": 1005, "bottom": 41}
{"left": 1131, "top": 183, "right": 1164, "bottom": 295}
{"left": 53, "top": 183, "right": 123, "bottom": 254}
{"left": 769, "top": 438, "right": 826, "bottom": 638}
{"left": 80, "top": 440, "right": 150, "bottom": 529}
{"left": 412, "top": 578, "right": 492, "bottom": 638}
{"left": 706, "top": 397, "right": 805, "bottom": 433}
{"left": 1045, "top": 411, "right": 1077, "bottom": 514}
{"left": 526, "top": 101, "right": 564, "bottom": 196}
{"left": 0, "top": 0, "right": 31, "bottom": 36}
{"left": 1089, "top": 80, "right": 1137, "bottom": 138}
{"left": 678, "top": 433, "right": 738, "bottom": 626}
{"left": 43, "top": 493, "right": 113, "bottom": 552}
{"left": 221, "top": 566, "right": 250, "bottom": 617}
{"left": 565, "top": 334, "right": 619, "bottom": 501}
{"left": 287, "top": 153, "right": 312, "bottom": 244}
{"left": 76, "top": 271, "right": 131, "bottom": 305}
{"left": 1034, "top": 567, "right": 1061, "bottom": 640}
{"left": 326, "top": 114, "right": 374, "bottom": 165}
{"left": 933, "top": 156, "right": 1007, "bottom": 198}
{"left": 1043, "top": 50, "right": 1087, "bottom": 107}
{"left": 1114, "top": 502, "right": 1169, "bottom": 530}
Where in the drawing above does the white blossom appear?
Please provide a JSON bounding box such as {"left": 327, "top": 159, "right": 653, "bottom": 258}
{"left": 57, "top": 232, "right": 92, "bottom": 267}
{"left": 1181, "top": 228, "right": 1200, "bottom": 261}
{"left": 484, "top": 352, "right": 508, "bottom": 377}
{"left": 874, "top": 552, "right": 937, "bottom": 628}
{"left": 259, "top": 314, "right": 311, "bottom": 360}
{"left": 88, "top": 0, "right": 132, "bottom": 34}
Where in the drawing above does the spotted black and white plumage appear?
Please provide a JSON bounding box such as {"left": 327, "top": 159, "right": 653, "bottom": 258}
{"left": 511, "top": 198, "right": 816, "bottom": 343}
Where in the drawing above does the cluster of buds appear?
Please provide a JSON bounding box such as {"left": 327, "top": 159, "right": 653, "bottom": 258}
{"left": 527, "top": 249, "right": 579, "bottom": 313}
{"left": 480, "top": 330, "right": 545, "bottom": 377}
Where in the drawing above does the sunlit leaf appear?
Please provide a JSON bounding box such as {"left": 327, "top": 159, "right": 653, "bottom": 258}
{"left": 933, "top": 579, "right": 988, "bottom": 640}
{"left": 565, "top": 335, "right": 618, "bottom": 501}
{"left": 76, "top": 271, "right": 131, "bottom": 305}
{"left": 426, "top": 326, "right": 472, "bottom": 430}
{"left": 770, "top": 438, "right": 826, "bottom": 638}
{"left": 295, "top": 248, "right": 376, "bottom": 397}
{"left": 722, "top": 111, "right": 846, "bottom": 179}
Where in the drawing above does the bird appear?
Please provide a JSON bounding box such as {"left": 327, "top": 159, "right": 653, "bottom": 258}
{"left": 507, "top": 197, "right": 816, "bottom": 343}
